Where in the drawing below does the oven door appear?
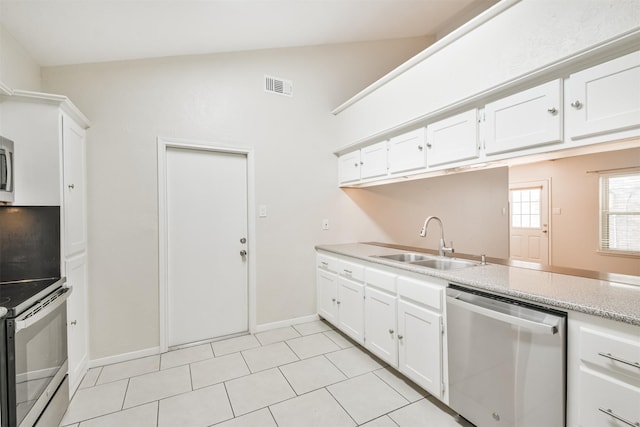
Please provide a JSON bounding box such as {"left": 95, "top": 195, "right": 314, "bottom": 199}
{"left": 5, "top": 286, "right": 71, "bottom": 427}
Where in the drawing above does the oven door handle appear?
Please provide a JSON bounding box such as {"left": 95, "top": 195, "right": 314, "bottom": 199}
{"left": 15, "top": 286, "right": 73, "bottom": 332}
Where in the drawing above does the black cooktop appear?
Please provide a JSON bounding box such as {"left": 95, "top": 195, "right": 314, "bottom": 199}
{"left": 0, "top": 278, "right": 63, "bottom": 317}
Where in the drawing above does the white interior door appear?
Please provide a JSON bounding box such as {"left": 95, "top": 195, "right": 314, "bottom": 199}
{"left": 509, "top": 180, "right": 550, "bottom": 264}
{"left": 166, "top": 147, "right": 248, "bottom": 348}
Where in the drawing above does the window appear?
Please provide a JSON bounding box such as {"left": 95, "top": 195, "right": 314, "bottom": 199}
{"left": 511, "top": 187, "right": 541, "bottom": 228}
{"left": 600, "top": 171, "right": 640, "bottom": 253}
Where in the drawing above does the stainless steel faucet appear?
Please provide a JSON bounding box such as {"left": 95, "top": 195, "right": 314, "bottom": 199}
{"left": 419, "top": 216, "right": 454, "bottom": 257}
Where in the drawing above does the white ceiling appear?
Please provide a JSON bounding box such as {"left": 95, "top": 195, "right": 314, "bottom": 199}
{"left": 0, "top": 0, "right": 498, "bottom": 67}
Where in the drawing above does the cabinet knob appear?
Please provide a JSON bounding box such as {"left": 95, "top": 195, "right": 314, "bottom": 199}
{"left": 397, "top": 334, "right": 403, "bottom": 340}
{"left": 70, "top": 320, "right": 77, "bottom": 326}
{"left": 354, "top": 163, "right": 359, "bottom": 167}
{"left": 417, "top": 145, "right": 423, "bottom": 151}
{"left": 332, "top": 298, "right": 336, "bottom": 302}
{"left": 426, "top": 143, "right": 432, "bottom": 149}
{"left": 388, "top": 329, "right": 394, "bottom": 335}
{"left": 240, "top": 250, "right": 247, "bottom": 256}
{"left": 336, "top": 300, "right": 341, "bottom": 305}
{"left": 570, "top": 100, "right": 583, "bottom": 109}
{"left": 547, "top": 107, "right": 558, "bottom": 115}
{"left": 68, "top": 184, "right": 75, "bottom": 190}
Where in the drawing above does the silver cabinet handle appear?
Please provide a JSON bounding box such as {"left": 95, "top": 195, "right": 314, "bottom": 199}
{"left": 354, "top": 163, "right": 359, "bottom": 167}
{"left": 398, "top": 334, "right": 403, "bottom": 340}
{"left": 547, "top": 107, "right": 558, "bottom": 115}
{"left": 70, "top": 320, "right": 77, "bottom": 326}
{"left": 331, "top": 298, "right": 336, "bottom": 302}
{"left": 343, "top": 269, "right": 352, "bottom": 275}
{"left": 336, "top": 300, "right": 341, "bottom": 305}
{"left": 240, "top": 250, "right": 247, "bottom": 256}
{"left": 598, "top": 408, "right": 639, "bottom": 427}
{"left": 426, "top": 143, "right": 432, "bottom": 149}
{"left": 388, "top": 329, "right": 394, "bottom": 334}
{"left": 570, "top": 100, "right": 583, "bottom": 109}
{"left": 68, "top": 184, "right": 75, "bottom": 189}
{"left": 598, "top": 352, "right": 640, "bottom": 369}
{"left": 417, "top": 145, "right": 423, "bottom": 151}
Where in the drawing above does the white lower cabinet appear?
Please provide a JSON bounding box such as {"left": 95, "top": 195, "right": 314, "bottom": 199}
{"left": 397, "top": 298, "right": 443, "bottom": 398}
{"left": 567, "top": 310, "right": 640, "bottom": 427}
{"left": 364, "top": 286, "right": 397, "bottom": 366}
{"left": 317, "top": 252, "right": 447, "bottom": 402}
{"left": 337, "top": 276, "right": 365, "bottom": 344}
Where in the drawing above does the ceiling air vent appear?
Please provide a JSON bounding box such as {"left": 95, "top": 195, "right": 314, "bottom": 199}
{"left": 265, "top": 75, "right": 293, "bottom": 97}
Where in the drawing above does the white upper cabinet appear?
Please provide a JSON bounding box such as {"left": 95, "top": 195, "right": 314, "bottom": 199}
{"left": 485, "top": 79, "right": 563, "bottom": 155}
{"left": 426, "top": 109, "right": 479, "bottom": 167}
{"left": 360, "top": 140, "right": 388, "bottom": 180}
{"left": 567, "top": 50, "right": 640, "bottom": 140}
{"left": 388, "top": 128, "right": 427, "bottom": 174}
{"left": 338, "top": 149, "right": 361, "bottom": 184}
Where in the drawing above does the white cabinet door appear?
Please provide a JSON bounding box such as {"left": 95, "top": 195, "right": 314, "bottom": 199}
{"left": 360, "top": 141, "right": 388, "bottom": 179}
{"left": 317, "top": 269, "right": 338, "bottom": 326}
{"left": 338, "top": 150, "right": 361, "bottom": 184}
{"left": 66, "top": 254, "right": 89, "bottom": 393}
{"left": 568, "top": 50, "right": 640, "bottom": 139}
{"left": 397, "top": 299, "right": 442, "bottom": 398}
{"left": 364, "top": 286, "right": 397, "bottom": 366}
{"left": 388, "top": 128, "right": 427, "bottom": 174}
{"left": 485, "top": 80, "right": 563, "bottom": 155}
{"left": 62, "top": 114, "right": 87, "bottom": 257}
{"left": 426, "top": 109, "right": 479, "bottom": 167}
{"left": 337, "top": 276, "right": 365, "bottom": 344}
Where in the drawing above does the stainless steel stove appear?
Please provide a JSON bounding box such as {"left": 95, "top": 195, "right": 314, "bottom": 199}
{"left": 0, "top": 206, "right": 70, "bottom": 427}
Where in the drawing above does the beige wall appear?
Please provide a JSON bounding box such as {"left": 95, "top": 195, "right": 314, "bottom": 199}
{"left": 41, "top": 38, "right": 432, "bottom": 359}
{"left": 510, "top": 146, "right": 640, "bottom": 276}
{"left": 0, "top": 24, "right": 41, "bottom": 91}
{"left": 344, "top": 167, "right": 510, "bottom": 259}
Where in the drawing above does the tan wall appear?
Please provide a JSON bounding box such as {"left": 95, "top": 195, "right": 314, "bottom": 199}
{"left": 41, "top": 38, "right": 432, "bottom": 359}
{"left": 344, "top": 167, "right": 510, "bottom": 259}
{"left": 510, "top": 146, "right": 640, "bottom": 276}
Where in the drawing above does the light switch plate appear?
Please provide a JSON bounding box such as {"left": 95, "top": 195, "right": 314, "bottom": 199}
{"left": 259, "top": 205, "right": 267, "bottom": 217}
{"left": 322, "top": 219, "right": 329, "bottom": 230}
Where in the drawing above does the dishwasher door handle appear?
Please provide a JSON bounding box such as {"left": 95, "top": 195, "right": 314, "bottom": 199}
{"left": 447, "top": 296, "right": 559, "bottom": 335}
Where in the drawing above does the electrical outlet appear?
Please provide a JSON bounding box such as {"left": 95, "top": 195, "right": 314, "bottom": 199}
{"left": 322, "top": 219, "right": 329, "bottom": 230}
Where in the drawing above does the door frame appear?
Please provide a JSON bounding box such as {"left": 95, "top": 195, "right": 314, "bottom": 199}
{"left": 508, "top": 179, "right": 552, "bottom": 265}
{"left": 157, "top": 136, "right": 256, "bottom": 353}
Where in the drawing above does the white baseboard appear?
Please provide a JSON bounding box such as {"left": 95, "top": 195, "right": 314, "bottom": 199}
{"left": 254, "top": 313, "right": 320, "bottom": 333}
{"left": 89, "top": 346, "right": 161, "bottom": 369}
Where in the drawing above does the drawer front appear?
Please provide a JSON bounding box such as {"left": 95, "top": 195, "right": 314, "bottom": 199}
{"left": 365, "top": 267, "right": 397, "bottom": 293}
{"left": 580, "top": 326, "right": 640, "bottom": 380}
{"left": 579, "top": 368, "right": 640, "bottom": 427}
{"left": 338, "top": 259, "right": 365, "bottom": 282}
{"left": 317, "top": 254, "right": 339, "bottom": 273}
{"left": 397, "top": 276, "right": 443, "bottom": 311}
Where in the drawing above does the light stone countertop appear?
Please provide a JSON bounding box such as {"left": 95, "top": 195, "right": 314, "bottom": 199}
{"left": 316, "top": 243, "right": 640, "bottom": 326}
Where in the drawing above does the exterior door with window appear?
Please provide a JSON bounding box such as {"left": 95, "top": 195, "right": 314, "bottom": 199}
{"left": 510, "top": 181, "right": 550, "bottom": 264}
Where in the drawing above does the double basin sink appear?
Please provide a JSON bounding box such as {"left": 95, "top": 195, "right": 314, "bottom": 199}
{"left": 374, "top": 252, "right": 478, "bottom": 271}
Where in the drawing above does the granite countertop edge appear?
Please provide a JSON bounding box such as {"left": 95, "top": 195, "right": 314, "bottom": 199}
{"left": 316, "top": 243, "right": 640, "bottom": 327}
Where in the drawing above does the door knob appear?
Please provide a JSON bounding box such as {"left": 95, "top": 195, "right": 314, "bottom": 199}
{"left": 240, "top": 250, "right": 247, "bottom": 256}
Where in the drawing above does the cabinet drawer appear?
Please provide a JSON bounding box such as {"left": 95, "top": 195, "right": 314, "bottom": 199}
{"left": 365, "top": 267, "right": 397, "bottom": 293}
{"left": 397, "top": 276, "right": 443, "bottom": 311}
{"left": 317, "top": 254, "right": 339, "bottom": 273}
{"left": 579, "top": 368, "right": 640, "bottom": 427}
{"left": 337, "top": 259, "right": 365, "bottom": 282}
{"left": 580, "top": 326, "right": 640, "bottom": 380}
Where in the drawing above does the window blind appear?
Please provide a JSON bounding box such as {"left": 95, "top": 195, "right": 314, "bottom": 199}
{"left": 600, "top": 171, "right": 640, "bottom": 253}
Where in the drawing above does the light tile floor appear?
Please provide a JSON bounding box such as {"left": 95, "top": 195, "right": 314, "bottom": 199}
{"left": 60, "top": 320, "right": 473, "bottom": 427}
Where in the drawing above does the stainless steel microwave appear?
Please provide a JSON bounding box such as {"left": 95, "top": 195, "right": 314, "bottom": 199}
{"left": 0, "top": 136, "right": 14, "bottom": 203}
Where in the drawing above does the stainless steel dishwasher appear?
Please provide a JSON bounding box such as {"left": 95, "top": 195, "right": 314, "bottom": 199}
{"left": 446, "top": 284, "right": 566, "bottom": 427}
